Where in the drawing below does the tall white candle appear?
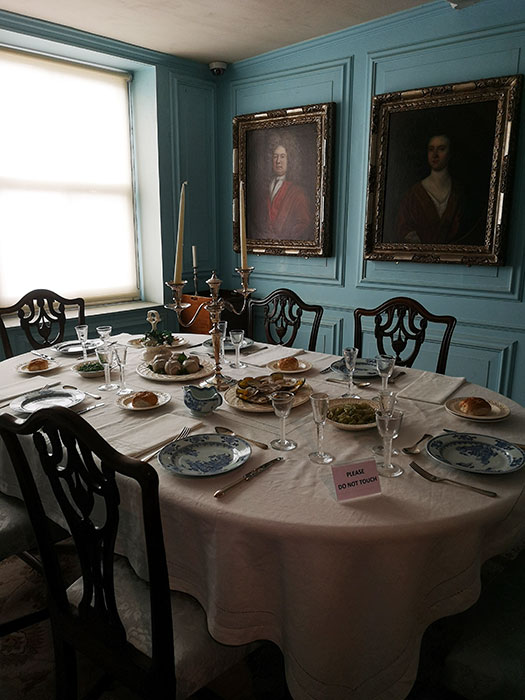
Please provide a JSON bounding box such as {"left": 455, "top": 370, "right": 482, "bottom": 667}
{"left": 239, "top": 180, "right": 248, "bottom": 268}
{"left": 174, "top": 181, "right": 187, "bottom": 283}
{"left": 192, "top": 245, "right": 197, "bottom": 268}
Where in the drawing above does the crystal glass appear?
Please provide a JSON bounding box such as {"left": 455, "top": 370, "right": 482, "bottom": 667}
{"left": 96, "top": 325, "right": 112, "bottom": 346}
{"left": 375, "top": 409, "right": 404, "bottom": 478}
{"left": 218, "top": 321, "right": 228, "bottom": 366}
{"left": 229, "top": 329, "right": 246, "bottom": 369}
{"left": 371, "top": 391, "right": 398, "bottom": 456}
{"left": 95, "top": 345, "right": 118, "bottom": 391}
{"left": 309, "top": 392, "right": 334, "bottom": 464}
{"left": 270, "top": 391, "right": 297, "bottom": 451}
{"left": 342, "top": 347, "right": 359, "bottom": 398}
{"left": 376, "top": 354, "right": 396, "bottom": 391}
{"left": 114, "top": 344, "right": 133, "bottom": 396}
{"left": 75, "top": 324, "right": 89, "bottom": 361}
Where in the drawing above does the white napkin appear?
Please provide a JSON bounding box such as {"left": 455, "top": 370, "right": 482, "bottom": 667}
{"left": 244, "top": 345, "right": 305, "bottom": 368}
{"left": 106, "top": 414, "right": 202, "bottom": 458}
{"left": 396, "top": 371, "right": 465, "bottom": 404}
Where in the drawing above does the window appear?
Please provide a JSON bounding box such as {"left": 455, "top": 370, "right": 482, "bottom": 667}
{"left": 0, "top": 48, "right": 138, "bottom": 307}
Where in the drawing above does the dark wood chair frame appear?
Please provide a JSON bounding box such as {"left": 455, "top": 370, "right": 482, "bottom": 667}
{"left": 353, "top": 296, "right": 457, "bottom": 375}
{"left": 247, "top": 288, "right": 323, "bottom": 352}
{"left": 0, "top": 407, "right": 177, "bottom": 699}
{"left": 0, "top": 288, "right": 86, "bottom": 358}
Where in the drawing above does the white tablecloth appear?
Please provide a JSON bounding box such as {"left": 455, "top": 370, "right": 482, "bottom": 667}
{"left": 1, "top": 334, "right": 525, "bottom": 700}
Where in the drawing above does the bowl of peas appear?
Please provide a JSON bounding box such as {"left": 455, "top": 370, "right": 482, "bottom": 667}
{"left": 326, "top": 398, "right": 378, "bottom": 431}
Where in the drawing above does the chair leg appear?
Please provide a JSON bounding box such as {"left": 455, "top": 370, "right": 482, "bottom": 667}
{"left": 53, "top": 634, "right": 78, "bottom": 700}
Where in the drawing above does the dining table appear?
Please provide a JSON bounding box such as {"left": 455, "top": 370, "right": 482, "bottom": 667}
{"left": 1, "top": 332, "right": 525, "bottom": 700}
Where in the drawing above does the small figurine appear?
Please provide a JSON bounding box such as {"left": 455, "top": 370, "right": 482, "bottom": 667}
{"left": 146, "top": 309, "right": 161, "bottom": 332}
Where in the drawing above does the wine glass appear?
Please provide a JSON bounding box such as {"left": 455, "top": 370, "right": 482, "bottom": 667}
{"left": 375, "top": 409, "right": 404, "bottom": 478}
{"left": 270, "top": 391, "right": 297, "bottom": 451}
{"left": 95, "top": 345, "right": 118, "bottom": 391}
{"left": 114, "top": 344, "right": 133, "bottom": 396}
{"left": 342, "top": 347, "right": 359, "bottom": 398}
{"left": 371, "top": 391, "right": 398, "bottom": 456}
{"left": 75, "top": 324, "right": 89, "bottom": 361}
{"left": 218, "top": 321, "right": 228, "bottom": 366}
{"left": 229, "top": 329, "right": 246, "bottom": 369}
{"left": 96, "top": 325, "right": 112, "bottom": 347}
{"left": 376, "top": 354, "right": 395, "bottom": 391}
{"left": 309, "top": 393, "right": 334, "bottom": 464}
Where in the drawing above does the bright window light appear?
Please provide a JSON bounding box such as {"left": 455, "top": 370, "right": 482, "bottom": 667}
{"left": 0, "top": 48, "right": 138, "bottom": 307}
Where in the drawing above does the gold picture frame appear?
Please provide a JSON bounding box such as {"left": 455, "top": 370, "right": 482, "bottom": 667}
{"left": 232, "top": 102, "right": 334, "bottom": 257}
{"left": 364, "top": 75, "right": 522, "bottom": 265}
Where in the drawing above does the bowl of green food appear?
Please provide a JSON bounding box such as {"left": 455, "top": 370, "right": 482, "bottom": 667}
{"left": 326, "top": 398, "right": 377, "bottom": 431}
{"left": 72, "top": 360, "right": 109, "bottom": 378}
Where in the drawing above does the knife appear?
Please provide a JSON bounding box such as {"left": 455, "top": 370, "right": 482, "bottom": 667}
{"left": 77, "top": 402, "right": 105, "bottom": 415}
{"left": 213, "top": 456, "right": 284, "bottom": 498}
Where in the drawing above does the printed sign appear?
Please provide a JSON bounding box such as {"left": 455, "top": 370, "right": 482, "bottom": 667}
{"left": 332, "top": 459, "right": 381, "bottom": 501}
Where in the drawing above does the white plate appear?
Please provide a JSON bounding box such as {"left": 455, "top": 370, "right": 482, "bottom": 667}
{"left": 53, "top": 339, "right": 103, "bottom": 356}
{"left": 266, "top": 359, "right": 312, "bottom": 373}
{"left": 158, "top": 434, "right": 251, "bottom": 477}
{"left": 135, "top": 358, "right": 214, "bottom": 382}
{"left": 224, "top": 384, "right": 312, "bottom": 413}
{"left": 127, "top": 335, "right": 187, "bottom": 349}
{"left": 330, "top": 357, "right": 379, "bottom": 379}
{"left": 203, "top": 337, "right": 254, "bottom": 351}
{"left": 426, "top": 432, "right": 525, "bottom": 474}
{"left": 11, "top": 387, "right": 85, "bottom": 413}
{"left": 326, "top": 398, "right": 377, "bottom": 431}
{"left": 445, "top": 397, "right": 510, "bottom": 422}
{"left": 17, "top": 358, "right": 61, "bottom": 374}
{"left": 117, "top": 391, "right": 171, "bottom": 411}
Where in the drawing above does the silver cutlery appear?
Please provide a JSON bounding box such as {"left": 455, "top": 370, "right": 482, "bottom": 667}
{"left": 213, "top": 456, "right": 284, "bottom": 498}
{"left": 402, "top": 433, "right": 433, "bottom": 455}
{"left": 31, "top": 350, "right": 55, "bottom": 361}
{"left": 215, "top": 426, "right": 268, "bottom": 450}
{"left": 326, "top": 377, "right": 371, "bottom": 388}
{"left": 319, "top": 366, "right": 333, "bottom": 374}
{"left": 63, "top": 384, "right": 102, "bottom": 400}
{"left": 138, "top": 425, "right": 192, "bottom": 462}
{"left": 409, "top": 461, "right": 498, "bottom": 498}
{"left": 77, "top": 402, "right": 105, "bottom": 415}
{"left": 241, "top": 345, "right": 268, "bottom": 356}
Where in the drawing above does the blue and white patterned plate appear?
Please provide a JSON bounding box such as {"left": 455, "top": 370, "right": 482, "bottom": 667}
{"left": 330, "top": 357, "right": 378, "bottom": 378}
{"left": 203, "top": 337, "right": 254, "bottom": 351}
{"left": 426, "top": 432, "right": 525, "bottom": 475}
{"left": 158, "top": 433, "right": 252, "bottom": 477}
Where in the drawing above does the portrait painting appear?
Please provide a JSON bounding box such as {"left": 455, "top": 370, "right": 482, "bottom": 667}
{"left": 233, "top": 102, "right": 334, "bottom": 257}
{"left": 364, "top": 75, "right": 522, "bottom": 265}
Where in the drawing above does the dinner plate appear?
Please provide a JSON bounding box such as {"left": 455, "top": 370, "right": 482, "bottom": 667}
{"left": 202, "top": 337, "right": 254, "bottom": 351}
{"left": 71, "top": 360, "right": 118, "bottom": 378}
{"left": 158, "top": 434, "right": 251, "bottom": 477}
{"left": 17, "top": 358, "right": 61, "bottom": 374}
{"left": 11, "top": 387, "right": 85, "bottom": 413}
{"left": 426, "top": 432, "right": 525, "bottom": 475}
{"left": 444, "top": 397, "right": 510, "bottom": 422}
{"left": 117, "top": 391, "right": 171, "bottom": 411}
{"left": 53, "top": 339, "right": 103, "bottom": 355}
{"left": 127, "top": 335, "right": 187, "bottom": 349}
{"left": 135, "top": 359, "right": 214, "bottom": 382}
{"left": 330, "top": 357, "right": 378, "bottom": 379}
{"left": 224, "top": 383, "right": 312, "bottom": 413}
{"left": 266, "top": 359, "right": 312, "bottom": 373}
{"left": 326, "top": 398, "right": 377, "bottom": 431}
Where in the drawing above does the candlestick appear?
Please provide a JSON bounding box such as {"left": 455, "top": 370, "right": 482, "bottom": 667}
{"left": 239, "top": 180, "right": 248, "bottom": 268}
{"left": 192, "top": 245, "right": 197, "bottom": 268}
{"left": 174, "top": 181, "right": 187, "bottom": 283}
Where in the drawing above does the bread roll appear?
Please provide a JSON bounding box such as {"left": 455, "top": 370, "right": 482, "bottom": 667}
{"left": 277, "top": 356, "right": 300, "bottom": 371}
{"left": 131, "top": 391, "right": 158, "bottom": 408}
{"left": 27, "top": 358, "right": 49, "bottom": 371}
{"left": 458, "top": 397, "right": 492, "bottom": 416}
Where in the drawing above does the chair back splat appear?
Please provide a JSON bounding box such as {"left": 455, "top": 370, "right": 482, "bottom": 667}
{"left": 353, "top": 296, "right": 456, "bottom": 374}
{"left": 247, "top": 288, "right": 323, "bottom": 352}
{"left": 0, "top": 288, "right": 85, "bottom": 358}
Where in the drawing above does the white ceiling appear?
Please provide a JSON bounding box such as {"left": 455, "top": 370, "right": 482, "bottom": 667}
{"left": 0, "top": 0, "right": 437, "bottom": 64}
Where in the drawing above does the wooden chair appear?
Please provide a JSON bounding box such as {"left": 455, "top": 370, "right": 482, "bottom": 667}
{"left": 0, "top": 407, "right": 258, "bottom": 699}
{"left": 353, "top": 297, "right": 456, "bottom": 374}
{"left": 247, "top": 288, "right": 323, "bottom": 352}
{"left": 0, "top": 289, "right": 86, "bottom": 358}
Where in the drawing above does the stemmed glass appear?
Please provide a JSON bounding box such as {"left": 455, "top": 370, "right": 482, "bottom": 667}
{"left": 218, "top": 321, "right": 228, "bottom": 366}
{"left": 95, "top": 345, "right": 118, "bottom": 392}
{"left": 229, "top": 329, "right": 246, "bottom": 369}
{"left": 75, "top": 324, "right": 89, "bottom": 361}
{"left": 270, "top": 391, "right": 297, "bottom": 451}
{"left": 309, "top": 392, "right": 334, "bottom": 464}
{"left": 96, "top": 325, "right": 112, "bottom": 346}
{"left": 376, "top": 354, "right": 395, "bottom": 391}
{"left": 375, "top": 409, "right": 404, "bottom": 478}
{"left": 342, "top": 347, "right": 359, "bottom": 398}
{"left": 371, "top": 390, "right": 398, "bottom": 456}
{"left": 114, "top": 344, "right": 133, "bottom": 396}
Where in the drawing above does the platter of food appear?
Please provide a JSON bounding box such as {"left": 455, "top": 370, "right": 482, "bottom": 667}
{"left": 426, "top": 432, "right": 525, "bottom": 474}
{"left": 326, "top": 398, "right": 377, "bottom": 431}
{"left": 224, "top": 373, "right": 312, "bottom": 412}
{"left": 72, "top": 360, "right": 117, "bottom": 378}
{"left": 444, "top": 396, "right": 510, "bottom": 422}
{"left": 266, "top": 357, "right": 312, "bottom": 373}
{"left": 136, "top": 354, "right": 214, "bottom": 382}
{"left": 17, "top": 357, "right": 60, "bottom": 374}
{"left": 127, "top": 332, "right": 186, "bottom": 350}
{"left": 117, "top": 390, "right": 171, "bottom": 411}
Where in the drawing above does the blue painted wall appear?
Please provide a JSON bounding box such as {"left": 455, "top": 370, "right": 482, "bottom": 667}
{"left": 216, "top": 0, "right": 525, "bottom": 404}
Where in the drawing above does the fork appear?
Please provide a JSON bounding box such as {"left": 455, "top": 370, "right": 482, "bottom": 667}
{"left": 409, "top": 461, "right": 498, "bottom": 498}
{"left": 139, "top": 425, "right": 191, "bottom": 462}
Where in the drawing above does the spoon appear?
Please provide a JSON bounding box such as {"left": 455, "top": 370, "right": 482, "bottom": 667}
{"left": 63, "top": 384, "right": 102, "bottom": 400}
{"left": 402, "top": 433, "right": 433, "bottom": 455}
{"left": 215, "top": 426, "right": 268, "bottom": 450}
